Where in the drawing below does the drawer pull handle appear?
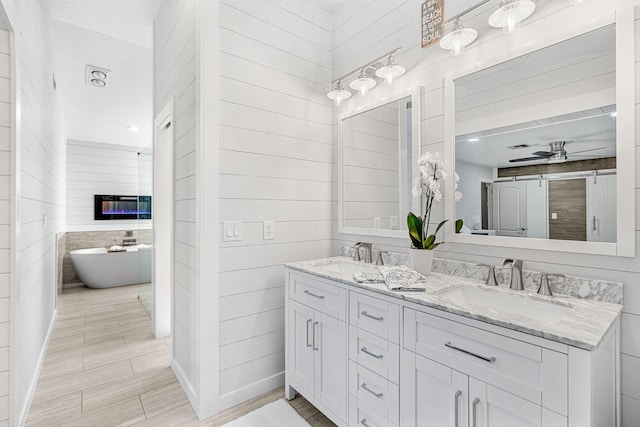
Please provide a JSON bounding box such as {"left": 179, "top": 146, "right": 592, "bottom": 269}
{"left": 304, "top": 289, "right": 325, "bottom": 299}
{"left": 312, "top": 322, "right": 319, "bottom": 351}
{"left": 454, "top": 390, "right": 462, "bottom": 427}
{"left": 361, "top": 347, "right": 384, "bottom": 360}
{"left": 472, "top": 397, "right": 480, "bottom": 427}
{"left": 306, "top": 319, "right": 312, "bottom": 348}
{"left": 361, "top": 419, "right": 371, "bottom": 427}
{"left": 361, "top": 383, "right": 383, "bottom": 398}
{"left": 445, "top": 341, "right": 496, "bottom": 364}
{"left": 361, "top": 311, "right": 384, "bottom": 321}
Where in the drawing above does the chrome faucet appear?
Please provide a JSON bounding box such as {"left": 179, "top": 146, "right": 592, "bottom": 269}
{"left": 353, "top": 242, "right": 373, "bottom": 263}
{"left": 477, "top": 264, "right": 498, "bottom": 286}
{"left": 503, "top": 259, "right": 524, "bottom": 290}
{"left": 537, "top": 273, "right": 565, "bottom": 296}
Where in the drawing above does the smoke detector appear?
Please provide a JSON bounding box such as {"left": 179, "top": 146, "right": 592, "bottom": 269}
{"left": 86, "top": 65, "right": 111, "bottom": 88}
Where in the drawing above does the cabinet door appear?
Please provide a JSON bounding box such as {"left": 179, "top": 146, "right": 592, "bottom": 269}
{"left": 401, "top": 350, "right": 468, "bottom": 427}
{"left": 315, "top": 312, "right": 347, "bottom": 423}
{"left": 289, "top": 301, "right": 315, "bottom": 395}
{"left": 469, "top": 378, "right": 541, "bottom": 427}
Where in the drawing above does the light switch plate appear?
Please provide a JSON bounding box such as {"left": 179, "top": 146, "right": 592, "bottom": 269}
{"left": 223, "top": 221, "right": 243, "bottom": 242}
{"left": 263, "top": 221, "right": 275, "bottom": 240}
{"left": 373, "top": 217, "right": 381, "bottom": 229}
{"left": 551, "top": 213, "right": 558, "bottom": 220}
{"left": 390, "top": 216, "right": 399, "bottom": 229}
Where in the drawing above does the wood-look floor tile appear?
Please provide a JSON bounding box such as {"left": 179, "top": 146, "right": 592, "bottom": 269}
{"left": 130, "top": 350, "right": 170, "bottom": 373}
{"left": 50, "top": 319, "right": 120, "bottom": 341}
{"left": 83, "top": 338, "right": 167, "bottom": 370}
{"left": 30, "top": 395, "right": 145, "bottom": 427}
{"left": 139, "top": 382, "right": 190, "bottom": 419}
{"left": 82, "top": 366, "right": 177, "bottom": 413}
{"left": 34, "top": 359, "right": 133, "bottom": 396}
{"left": 46, "top": 333, "right": 85, "bottom": 353}
{"left": 82, "top": 321, "right": 149, "bottom": 344}
{"left": 39, "top": 354, "right": 84, "bottom": 380}
{"left": 25, "top": 391, "right": 81, "bottom": 425}
{"left": 132, "top": 403, "right": 200, "bottom": 427}
{"left": 208, "top": 388, "right": 282, "bottom": 426}
{"left": 43, "top": 337, "right": 126, "bottom": 362}
{"left": 54, "top": 316, "right": 85, "bottom": 330}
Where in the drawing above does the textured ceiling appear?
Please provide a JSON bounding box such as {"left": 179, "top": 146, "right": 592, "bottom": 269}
{"left": 49, "top": 0, "right": 160, "bottom": 148}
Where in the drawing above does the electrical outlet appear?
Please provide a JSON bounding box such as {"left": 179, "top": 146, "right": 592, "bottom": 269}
{"left": 263, "top": 221, "right": 275, "bottom": 240}
{"left": 223, "top": 221, "right": 243, "bottom": 242}
{"left": 373, "top": 217, "right": 381, "bottom": 229}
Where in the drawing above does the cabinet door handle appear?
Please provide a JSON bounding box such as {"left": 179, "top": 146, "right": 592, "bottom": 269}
{"left": 360, "top": 419, "right": 370, "bottom": 427}
{"left": 454, "top": 390, "right": 462, "bottom": 427}
{"left": 361, "top": 311, "right": 384, "bottom": 321}
{"left": 361, "top": 383, "right": 383, "bottom": 399}
{"left": 445, "top": 341, "right": 496, "bottom": 364}
{"left": 305, "top": 319, "right": 312, "bottom": 348}
{"left": 360, "top": 347, "right": 383, "bottom": 360}
{"left": 304, "top": 289, "right": 325, "bottom": 299}
{"left": 312, "top": 321, "right": 319, "bottom": 351}
{"left": 472, "top": 397, "right": 480, "bottom": 427}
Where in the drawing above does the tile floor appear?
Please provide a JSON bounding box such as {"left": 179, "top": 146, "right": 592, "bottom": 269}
{"left": 26, "top": 284, "right": 333, "bottom": 427}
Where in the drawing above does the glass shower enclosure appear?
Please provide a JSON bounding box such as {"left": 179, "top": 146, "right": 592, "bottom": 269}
{"left": 137, "top": 145, "right": 153, "bottom": 315}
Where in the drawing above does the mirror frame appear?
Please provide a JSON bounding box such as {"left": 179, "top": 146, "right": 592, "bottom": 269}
{"left": 338, "top": 85, "right": 422, "bottom": 238}
{"left": 444, "top": 7, "right": 636, "bottom": 257}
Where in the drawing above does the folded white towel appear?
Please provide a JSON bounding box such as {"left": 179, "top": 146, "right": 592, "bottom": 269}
{"left": 379, "top": 265, "right": 427, "bottom": 292}
{"left": 353, "top": 271, "right": 384, "bottom": 284}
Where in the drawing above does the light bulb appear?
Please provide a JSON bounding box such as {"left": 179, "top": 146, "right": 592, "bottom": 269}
{"left": 385, "top": 73, "right": 394, "bottom": 85}
{"left": 334, "top": 96, "right": 343, "bottom": 107}
{"left": 504, "top": 9, "right": 520, "bottom": 33}
{"left": 358, "top": 84, "right": 368, "bottom": 97}
{"left": 451, "top": 36, "right": 465, "bottom": 56}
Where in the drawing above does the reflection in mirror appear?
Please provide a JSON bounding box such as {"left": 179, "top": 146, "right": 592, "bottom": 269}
{"left": 342, "top": 95, "right": 413, "bottom": 232}
{"left": 454, "top": 25, "right": 616, "bottom": 243}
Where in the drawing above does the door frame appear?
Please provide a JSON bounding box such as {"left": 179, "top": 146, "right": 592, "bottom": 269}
{"left": 152, "top": 99, "right": 174, "bottom": 339}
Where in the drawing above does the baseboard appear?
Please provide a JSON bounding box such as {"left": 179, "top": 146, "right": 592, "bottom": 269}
{"left": 217, "top": 371, "right": 285, "bottom": 414}
{"left": 17, "top": 308, "right": 57, "bottom": 426}
{"left": 171, "top": 359, "right": 198, "bottom": 414}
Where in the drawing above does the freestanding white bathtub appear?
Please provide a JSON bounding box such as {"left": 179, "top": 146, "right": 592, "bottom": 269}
{"left": 70, "top": 245, "right": 152, "bottom": 288}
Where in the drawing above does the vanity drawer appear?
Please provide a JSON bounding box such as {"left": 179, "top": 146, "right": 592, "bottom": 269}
{"left": 404, "top": 309, "right": 568, "bottom": 414}
{"left": 350, "top": 292, "right": 400, "bottom": 344}
{"left": 349, "top": 395, "right": 398, "bottom": 427}
{"left": 289, "top": 273, "right": 346, "bottom": 321}
{"left": 349, "top": 361, "right": 399, "bottom": 425}
{"left": 349, "top": 326, "right": 399, "bottom": 384}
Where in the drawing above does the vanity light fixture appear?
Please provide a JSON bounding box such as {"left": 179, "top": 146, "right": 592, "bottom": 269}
{"left": 327, "top": 81, "right": 352, "bottom": 107}
{"left": 488, "top": 0, "right": 536, "bottom": 34}
{"left": 375, "top": 54, "right": 406, "bottom": 85}
{"left": 439, "top": 19, "right": 478, "bottom": 57}
{"left": 349, "top": 69, "right": 377, "bottom": 97}
{"left": 328, "top": 47, "right": 406, "bottom": 107}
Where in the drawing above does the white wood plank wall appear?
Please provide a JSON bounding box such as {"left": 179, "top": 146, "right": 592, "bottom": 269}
{"left": 154, "top": 0, "right": 198, "bottom": 402}
{"left": 217, "top": 0, "right": 333, "bottom": 409}
{"left": 0, "top": 28, "right": 9, "bottom": 427}
{"left": 66, "top": 140, "right": 152, "bottom": 229}
{"left": 331, "top": 1, "right": 640, "bottom": 425}
{"left": 13, "top": 0, "right": 67, "bottom": 424}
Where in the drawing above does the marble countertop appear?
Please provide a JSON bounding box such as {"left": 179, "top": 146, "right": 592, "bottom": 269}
{"left": 285, "top": 256, "right": 622, "bottom": 351}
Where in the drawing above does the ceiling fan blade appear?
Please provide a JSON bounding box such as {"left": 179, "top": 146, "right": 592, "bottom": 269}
{"left": 570, "top": 147, "right": 607, "bottom": 155}
{"left": 509, "top": 156, "right": 548, "bottom": 163}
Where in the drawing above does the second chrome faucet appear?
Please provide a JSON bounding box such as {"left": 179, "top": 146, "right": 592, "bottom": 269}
{"left": 503, "top": 259, "right": 524, "bottom": 291}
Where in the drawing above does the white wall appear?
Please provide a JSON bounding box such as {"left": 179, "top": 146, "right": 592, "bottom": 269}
{"left": 455, "top": 160, "right": 493, "bottom": 229}
{"left": 331, "top": 2, "right": 640, "bottom": 425}
{"left": 11, "top": 0, "right": 66, "bottom": 424}
{"left": 0, "top": 26, "right": 9, "bottom": 427}
{"left": 154, "top": 0, "right": 199, "bottom": 411}
{"left": 66, "top": 140, "right": 151, "bottom": 230}
{"left": 216, "top": 0, "right": 333, "bottom": 410}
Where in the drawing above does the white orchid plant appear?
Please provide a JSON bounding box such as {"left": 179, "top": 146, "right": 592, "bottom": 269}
{"left": 408, "top": 152, "right": 463, "bottom": 250}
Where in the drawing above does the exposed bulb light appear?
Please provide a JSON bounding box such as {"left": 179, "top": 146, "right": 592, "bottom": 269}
{"left": 327, "top": 81, "right": 352, "bottom": 107}
{"left": 439, "top": 19, "right": 478, "bottom": 57}
{"left": 127, "top": 125, "right": 140, "bottom": 133}
{"left": 375, "top": 55, "right": 406, "bottom": 85}
{"left": 468, "top": 138, "right": 480, "bottom": 142}
{"left": 569, "top": 0, "right": 584, "bottom": 4}
{"left": 488, "top": 0, "right": 536, "bottom": 34}
{"left": 349, "top": 69, "right": 376, "bottom": 97}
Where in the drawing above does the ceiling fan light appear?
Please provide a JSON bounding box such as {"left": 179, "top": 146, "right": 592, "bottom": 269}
{"left": 327, "top": 81, "right": 352, "bottom": 107}
{"left": 488, "top": 0, "right": 536, "bottom": 34}
{"left": 439, "top": 20, "right": 478, "bottom": 56}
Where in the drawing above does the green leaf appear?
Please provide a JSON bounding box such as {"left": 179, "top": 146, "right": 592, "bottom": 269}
{"left": 423, "top": 234, "right": 436, "bottom": 250}
{"left": 430, "top": 242, "right": 444, "bottom": 250}
{"left": 407, "top": 212, "right": 423, "bottom": 248}
{"left": 434, "top": 219, "right": 448, "bottom": 236}
{"left": 455, "top": 219, "right": 464, "bottom": 233}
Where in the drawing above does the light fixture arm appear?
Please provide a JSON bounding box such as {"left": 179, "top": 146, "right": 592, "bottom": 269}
{"left": 445, "top": 0, "right": 494, "bottom": 24}
{"left": 331, "top": 47, "right": 402, "bottom": 86}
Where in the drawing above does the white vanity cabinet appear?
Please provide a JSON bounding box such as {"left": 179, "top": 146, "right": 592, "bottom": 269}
{"left": 286, "top": 272, "right": 348, "bottom": 425}
{"left": 285, "top": 267, "right": 620, "bottom": 427}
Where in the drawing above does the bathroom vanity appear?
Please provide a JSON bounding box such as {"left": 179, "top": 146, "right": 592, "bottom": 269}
{"left": 284, "top": 257, "right": 621, "bottom": 427}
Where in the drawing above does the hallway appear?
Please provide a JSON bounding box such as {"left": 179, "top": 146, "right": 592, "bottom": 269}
{"left": 25, "top": 284, "right": 199, "bottom": 426}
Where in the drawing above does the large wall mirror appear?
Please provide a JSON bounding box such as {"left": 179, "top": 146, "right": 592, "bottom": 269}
{"left": 338, "top": 86, "right": 421, "bottom": 238}
{"left": 445, "top": 12, "right": 636, "bottom": 256}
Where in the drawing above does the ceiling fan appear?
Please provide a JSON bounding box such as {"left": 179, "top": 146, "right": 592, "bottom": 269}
{"left": 508, "top": 140, "right": 607, "bottom": 163}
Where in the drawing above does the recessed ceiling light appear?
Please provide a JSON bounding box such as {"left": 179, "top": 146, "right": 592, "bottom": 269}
{"left": 127, "top": 125, "right": 140, "bottom": 133}
{"left": 91, "top": 70, "right": 107, "bottom": 80}
{"left": 91, "top": 79, "right": 106, "bottom": 88}
{"left": 468, "top": 138, "right": 480, "bottom": 142}
{"left": 86, "top": 65, "right": 111, "bottom": 88}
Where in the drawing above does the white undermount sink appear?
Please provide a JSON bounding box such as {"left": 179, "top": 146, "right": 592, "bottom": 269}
{"left": 314, "top": 260, "right": 378, "bottom": 275}
{"left": 437, "top": 285, "right": 573, "bottom": 326}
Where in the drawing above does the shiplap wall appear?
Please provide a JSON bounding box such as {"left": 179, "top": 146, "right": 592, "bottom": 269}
{"left": 217, "top": 0, "right": 333, "bottom": 409}
{"left": 14, "top": 0, "right": 66, "bottom": 424}
{"left": 343, "top": 103, "right": 401, "bottom": 229}
{"left": 0, "top": 28, "right": 9, "bottom": 427}
{"left": 66, "top": 140, "right": 151, "bottom": 230}
{"left": 154, "top": 0, "right": 199, "bottom": 406}
{"left": 331, "top": 1, "right": 640, "bottom": 425}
